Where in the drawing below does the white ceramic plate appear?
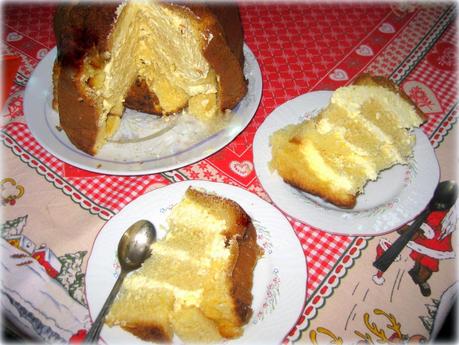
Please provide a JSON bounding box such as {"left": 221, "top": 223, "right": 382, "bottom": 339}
{"left": 24, "top": 46, "right": 262, "bottom": 175}
{"left": 85, "top": 181, "right": 307, "bottom": 344}
{"left": 253, "top": 91, "right": 440, "bottom": 236}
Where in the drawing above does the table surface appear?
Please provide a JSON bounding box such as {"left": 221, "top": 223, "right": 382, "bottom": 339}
{"left": 1, "top": 3, "right": 457, "bottom": 344}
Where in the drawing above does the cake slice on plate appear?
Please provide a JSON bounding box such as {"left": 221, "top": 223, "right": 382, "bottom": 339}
{"left": 270, "top": 74, "right": 425, "bottom": 209}
{"left": 106, "top": 187, "right": 262, "bottom": 343}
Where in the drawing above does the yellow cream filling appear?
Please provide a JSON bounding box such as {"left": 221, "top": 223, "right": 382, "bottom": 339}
{"left": 87, "top": 2, "right": 220, "bottom": 148}
{"left": 300, "top": 141, "right": 353, "bottom": 192}
{"left": 332, "top": 85, "right": 422, "bottom": 128}
{"left": 124, "top": 276, "right": 203, "bottom": 309}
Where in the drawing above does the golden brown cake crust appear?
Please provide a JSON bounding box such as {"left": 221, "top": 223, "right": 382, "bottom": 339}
{"left": 53, "top": 2, "right": 121, "bottom": 154}
{"left": 52, "top": 60, "right": 60, "bottom": 111}
{"left": 191, "top": 4, "right": 248, "bottom": 110}
{"left": 353, "top": 73, "right": 427, "bottom": 122}
{"left": 184, "top": 188, "right": 262, "bottom": 338}
{"left": 53, "top": 3, "right": 120, "bottom": 68}
{"left": 124, "top": 78, "right": 163, "bottom": 116}
{"left": 185, "top": 187, "right": 249, "bottom": 238}
{"left": 231, "top": 222, "right": 262, "bottom": 325}
{"left": 284, "top": 171, "right": 357, "bottom": 208}
{"left": 207, "top": 5, "right": 245, "bottom": 68}
{"left": 53, "top": 2, "right": 247, "bottom": 154}
{"left": 57, "top": 66, "right": 101, "bottom": 155}
{"left": 275, "top": 135, "right": 358, "bottom": 208}
{"left": 121, "top": 323, "right": 172, "bottom": 343}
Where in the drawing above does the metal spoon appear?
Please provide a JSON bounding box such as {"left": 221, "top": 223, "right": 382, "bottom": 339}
{"left": 84, "top": 219, "right": 156, "bottom": 343}
{"left": 373, "top": 180, "right": 458, "bottom": 272}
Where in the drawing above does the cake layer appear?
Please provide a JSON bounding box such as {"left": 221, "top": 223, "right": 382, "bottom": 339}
{"left": 106, "top": 187, "right": 262, "bottom": 343}
{"left": 270, "top": 74, "right": 425, "bottom": 208}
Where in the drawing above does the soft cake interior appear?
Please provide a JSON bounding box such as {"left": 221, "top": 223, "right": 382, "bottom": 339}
{"left": 82, "top": 3, "right": 221, "bottom": 153}
{"left": 106, "top": 187, "right": 261, "bottom": 343}
{"left": 270, "top": 83, "right": 424, "bottom": 208}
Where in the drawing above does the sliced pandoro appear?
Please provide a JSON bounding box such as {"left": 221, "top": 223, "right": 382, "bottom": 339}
{"left": 53, "top": 3, "right": 247, "bottom": 155}
{"left": 106, "top": 187, "right": 262, "bottom": 343}
{"left": 270, "top": 74, "right": 425, "bottom": 209}
{"left": 94, "top": 2, "right": 220, "bottom": 150}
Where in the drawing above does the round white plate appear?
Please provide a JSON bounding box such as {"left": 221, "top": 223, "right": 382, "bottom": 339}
{"left": 85, "top": 180, "right": 307, "bottom": 344}
{"left": 24, "top": 46, "right": 262, "bottom": 175}
{"left": 253, "top": 91, "right": 440, "bottom": 236}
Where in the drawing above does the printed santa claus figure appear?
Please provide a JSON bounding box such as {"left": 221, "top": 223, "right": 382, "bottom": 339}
{"left": 403, "top": 206, "right": 456, "bottom": 296}
{"left": 372, "top": 239, "right": 401, "bottom": 285}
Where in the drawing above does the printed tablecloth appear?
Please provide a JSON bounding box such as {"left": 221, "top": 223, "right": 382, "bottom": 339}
{"left": 1, "top": 2, "right": 457, "bottom": 344}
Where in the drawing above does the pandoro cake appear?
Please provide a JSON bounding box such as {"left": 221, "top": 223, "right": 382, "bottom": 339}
{"left": 270, "top": 74, "right": 426, "bottom": 209}
{"left": 52, "top": 1, "right": 247, "bottom": 155}
{"left": 105, "top": 187, "right": 263, "bottom": 343}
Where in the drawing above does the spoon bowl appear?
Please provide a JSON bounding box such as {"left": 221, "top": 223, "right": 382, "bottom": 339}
{"left": 374, "top": 180, "right": 458, "bottom": 272}
{"left": 84, "top": 219, "right": 156, "bottom": 343}
{"left": 118, "top": 219, "right": 157, "bottom": 271}
{"left": 431, "top": 180, "right": 458, "bottom": 211}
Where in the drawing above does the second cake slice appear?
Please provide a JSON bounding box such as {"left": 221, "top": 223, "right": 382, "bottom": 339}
{"left": 270, "top": 74, "right": 425, "bottom": 209}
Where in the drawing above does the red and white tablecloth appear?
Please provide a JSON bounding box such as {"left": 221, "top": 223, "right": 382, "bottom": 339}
{"left": 1, "top": 3, "right": 457, "bottom": 344}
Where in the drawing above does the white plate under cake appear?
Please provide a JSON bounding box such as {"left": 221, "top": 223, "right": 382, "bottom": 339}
{"left": 253, "top": 91, "right": 440, "bottom": 236}
{"left": 24, "top": 46, "right": 261, "bottom": 175}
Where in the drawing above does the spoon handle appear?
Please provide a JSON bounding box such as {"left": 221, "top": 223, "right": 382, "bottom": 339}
{"left": 84, "top": 270, "right": 128, "bottom": 343}
{"left": 373, "top": 207, "right": 430, "bottom": 272}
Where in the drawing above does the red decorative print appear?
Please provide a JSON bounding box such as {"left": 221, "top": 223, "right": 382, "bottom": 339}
{"left": 426, "top": 42, "right": 456, "bottom": 71}
{"left": 69, "top": 329, "right": 88, "bottom": 344}
{"left": 408, "top": 86, "right": 435, "bottom": 109}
